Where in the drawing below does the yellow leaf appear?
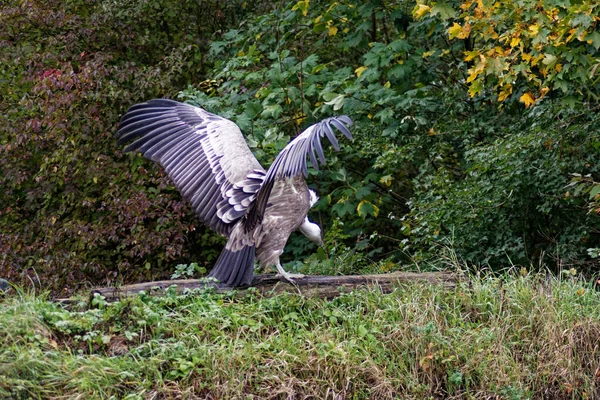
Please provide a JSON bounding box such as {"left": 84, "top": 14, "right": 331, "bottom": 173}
{"left": 383, "top": 81, "right": 391, "bottom": 89}
{"left": 466, "top": 61, "right": 485, "bottom": 83}
{"left": 413, "top": 4, "right": 431, "bottom": 19}
{"left": 519, "top": 92, "right": 536, "bottom": 108}
{"left": 328, "top": 26, "right": 338, "bottom": 36}
{"left": 355, "top": 66, "right": 368, "bottom": 77}
{"left": 428, "top": 128, "right": 437, "bottom": 136}
{"left": 448, "top": 23, "right": 462, "bottom": 40}
{"left": 467, "top": 70, "right": 479, "bottom": 83}
{"left": 379, "top": 175, "right": 392, "bottom": 187}
{"left": 484, "top": 25, "right": 498, "bottom": 39}
{"left": 292, "top": 0, "right": 310, "bottom": 16}
{"left": 497, "top": 84, "right": 512, "bottom": 102}
{"left": 528, "top": 23, "right": 539, "bottom": 36}
{"left": 367, "top": 113, "right": 373, "bottom": 119}
{"left": 510, "top": 37, "right": 521, "bottom": 48}
{"left": 314, "top": 15, "right": 322, "bottom": 24}
{"left": 494, "top": 46, "right": 506, "bottom": 56}
{"left": 459, "top": 23, "right": 472, "bottom": 39}
{"left": 464, "top": 50, "right": 479, "bottom": 62}
{"left": 356, "top": 200, "right": 379, "bottom": 218}
{"left": 460, "top": 0, "right": 474, "bottom": 10}
{"left": 530, "top": 54, "right": 544, "bottom": 66}
{"left": 237, "top": 50, "right": 245, "bottom": 57}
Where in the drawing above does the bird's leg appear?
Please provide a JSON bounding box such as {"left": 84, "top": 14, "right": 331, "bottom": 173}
{"left": 274, "top": 262, "right": 305, "bottom": 283}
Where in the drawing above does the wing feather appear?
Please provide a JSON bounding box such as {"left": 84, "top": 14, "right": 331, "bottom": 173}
{"left": 116, "top": 99, "right": 265, "bottom": 235}
{"left": 243, "top": 115, "right": 353, "bottom": 232}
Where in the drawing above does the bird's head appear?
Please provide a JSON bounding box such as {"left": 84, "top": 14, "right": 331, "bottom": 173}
{"left": 299, "top": 218, "right": 323, "bottom": 246}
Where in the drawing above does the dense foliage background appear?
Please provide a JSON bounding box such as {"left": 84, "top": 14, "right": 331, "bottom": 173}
{"left": 1, "top": 0, "right": 599, "bottom": 293}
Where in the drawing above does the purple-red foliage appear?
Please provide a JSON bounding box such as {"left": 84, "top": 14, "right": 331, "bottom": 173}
{"left": 0, "top": 0, "right": 227, "bottom": 294}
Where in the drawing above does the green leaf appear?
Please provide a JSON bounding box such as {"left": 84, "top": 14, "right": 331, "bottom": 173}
{"left": 468, "top": 81, "right": 484, "bottom": 97}
{"left": 261, "top": 104, "right": 283, "bottom": 119}
{"left": 430, "top": 2, "right": 456, "bottom": 20}
{"left": 358, "top": 325, "right": 368, "bottom": 337}
{"left": 332, "top": 201, "right": 355, "bottom": 217}
{"left": 586, "top": 31, "right": 600, "bottom": 50}
{"left": 244, "top": 100, "right": 262, "bottom": 119}
{"left": 571, "top": 13, "right": 593, "bottom": 28}
{"left": 324, "top": 94, "right": 345, "bottom": 110}
{"left": 542, "top": 54, "right": 557, "bottom": 66}
{"left": 355, "top": 186, "right": 372, "bottom": 200}
{"left": 589, "top": 185, "right": 600, "bottom": 200}
{"left": 322, "top": 92, "right": 340, "bottom": 101}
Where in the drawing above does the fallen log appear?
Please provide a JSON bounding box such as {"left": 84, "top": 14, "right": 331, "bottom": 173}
{"left": 91, "top": 271, "right": 460, "bottom": 302}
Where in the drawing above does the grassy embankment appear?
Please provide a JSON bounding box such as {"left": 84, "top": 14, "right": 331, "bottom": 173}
{"left": 1, "top": 270, "right": 599, "bottom": 399}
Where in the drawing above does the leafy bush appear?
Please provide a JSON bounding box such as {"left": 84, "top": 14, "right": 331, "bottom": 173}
{"left": 182, "top": 0, "right": 600, "bottom": 272}
{"left": 0, "top": 0, "right": 249, "bottom": 292}
{"left": 407, "top": 101, "right": 600, "bottom": 269}
{"left": 415, "top": 0, "right": 600, "bottom": 103}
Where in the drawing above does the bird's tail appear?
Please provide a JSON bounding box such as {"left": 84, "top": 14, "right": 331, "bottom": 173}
{"left": 207, "top": 244, "right": 255, "bottom": 287}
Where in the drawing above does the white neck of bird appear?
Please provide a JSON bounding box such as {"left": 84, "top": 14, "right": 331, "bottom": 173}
{"left": 299, "top": 217, "right": 323, "bottom": 245}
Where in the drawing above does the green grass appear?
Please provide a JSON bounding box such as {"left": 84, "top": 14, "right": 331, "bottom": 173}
{"left": 1, "top": 271, "right": 599, "bottom": 399}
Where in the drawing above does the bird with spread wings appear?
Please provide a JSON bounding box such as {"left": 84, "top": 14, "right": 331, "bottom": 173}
{"left": 116, "top": 99, "right": 353, "bottom": 286}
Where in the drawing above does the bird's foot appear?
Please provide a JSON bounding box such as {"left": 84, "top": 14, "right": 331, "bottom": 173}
{"left": 274, "top": 263, "right": 305, "bottom": 284}
{"left": 275, "top": 271, "right": 306, "bottom": 285}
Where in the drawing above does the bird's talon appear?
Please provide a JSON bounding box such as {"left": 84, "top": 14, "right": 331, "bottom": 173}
{"left": 275, "top": 272, "right": 305, "bottom": 282}
{"left": 274, "top": 263, "right": 305, "bottom": 284}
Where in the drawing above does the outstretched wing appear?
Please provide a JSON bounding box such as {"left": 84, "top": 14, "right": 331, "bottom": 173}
{"left": 116, "top": 99, "right": 265, "bottom": 236}
{"left": 244, "top": 116, "right": 353, "bottom": 232}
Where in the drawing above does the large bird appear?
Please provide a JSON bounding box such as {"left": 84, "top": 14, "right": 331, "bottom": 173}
{"left": 116, "top": 99, "right": 353, "bottom": 286}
